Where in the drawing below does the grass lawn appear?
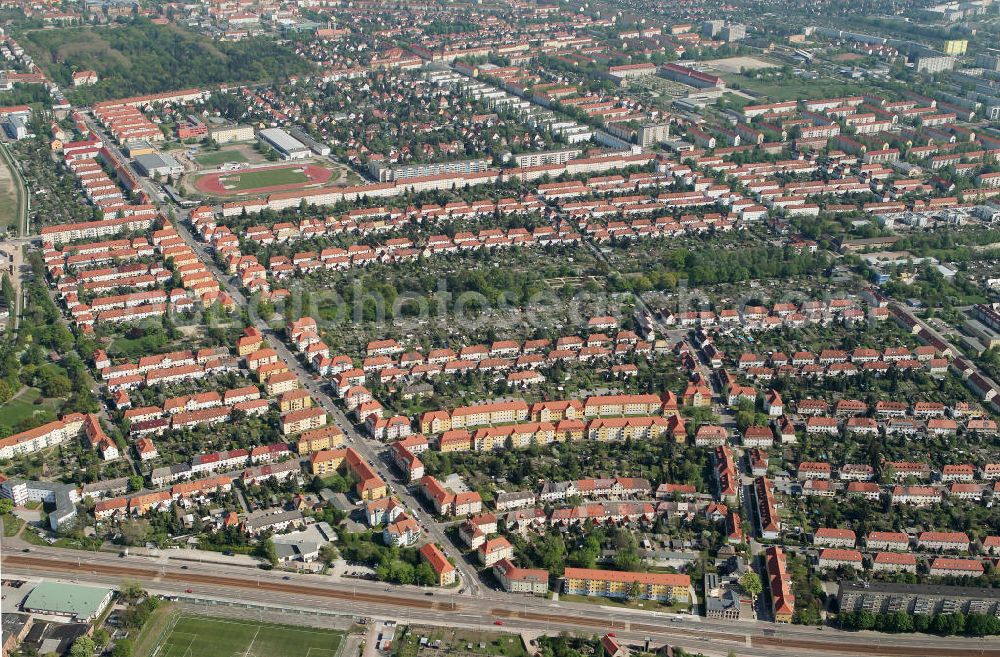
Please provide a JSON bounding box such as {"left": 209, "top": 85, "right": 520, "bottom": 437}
{"left": 0, "top": 145, "right": 19, "bottom": 234}
{"left": 153, "top": 614, "right": 343, "bottom": 657}
{"left": 195, "top": 150, "right": 249, "bottom": 167}
{"left": 2, "top": 514, "right": 23, "bottom": 537}
{"left": 723, "top": 75, "right": 870, "bottom": 102}
{"left": 131, "top": 603, "right": 176, "bottom": 657}
{"left": 0, "top": 387, "right": 59, "bottom": 432}
{"left": 220, "top": 167, "right": 309, "bottom": 191}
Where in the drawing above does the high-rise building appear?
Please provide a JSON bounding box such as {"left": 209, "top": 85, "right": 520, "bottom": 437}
{"left": 721, "top": 23, "right": 746, "bottom": 42}
{"left": 702, "top": 20, "right": 724, "bottom": 38}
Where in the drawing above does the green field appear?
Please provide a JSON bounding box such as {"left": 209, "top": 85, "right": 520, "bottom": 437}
{"left": 153, "top": 615, "right": 343, "bottom": 657}
{"left": 0, "top": 387, "right": 59, "bottom": 433}
{"left": 219, "top": 167, "right": 310, "bottom": 191}
{"left": 723, "top": 76, "right": 871, "bottom": 103}
{"left": 0, "top": 141, "right": 26, "bottom": 235}
{"left": 195, "top": 150, "right": 250, "bottom": 167}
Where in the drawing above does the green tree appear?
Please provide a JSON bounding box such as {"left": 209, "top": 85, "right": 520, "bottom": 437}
{"left": 739, "top": 570, "right": 763, "bottom": 603}
{"left": 93, "top": 628, "right": 110, "bottom": 647}
{"left": 127, "top": 475, "right": 144, "bottom": 493}
{"left": 415, "top": 562, "right": 436, "bottom": 587}
{"left": 965, "top": 613, "right": 1000, "bottom": 636}
{"left": 931, "top": 612, "right": 964, "bottom": 635}
{"left": 624, "top": 580, "right": 640, "bottom": 601}
{"left": 69, "top": 635, "right": 96, "bottom": 657}
{"left": 885, "top": 611, "right": 913, "bottom": 633}
{"left": 256, "top": 537, "right": 278, "bottom": 566}
{"left": 319, "top": 544, "right": 338, "bottom": 565}
{"left": 111, "top": 639, "right": 134, "bottom": 657}
{"left": 120, "top": 580, "right": 145, "bottom": 601}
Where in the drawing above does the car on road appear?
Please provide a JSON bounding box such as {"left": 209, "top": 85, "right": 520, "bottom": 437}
{"left": 493, "top": 620, "right": 504, "bottom": 626}
{"left": 185, "top": 588, "right": 193, "bottom": 593}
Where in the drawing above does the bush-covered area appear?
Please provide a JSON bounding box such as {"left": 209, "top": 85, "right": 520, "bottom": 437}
{"left": 838, "top": 610, "right": 1000, "bottom": 636}
{"left": 0, "top": 252, "right": 100, "bottom": 437}
{"left": 336, "top": 530, "right": 439, "bottom": 586}
{"left": 22, "top": 19, "right": 313, "bottom": 103}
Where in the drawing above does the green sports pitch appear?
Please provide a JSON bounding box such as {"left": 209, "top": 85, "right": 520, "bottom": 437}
{"left": 218, "top": 167, "right": 310, "bottom": 191}
{"left": 194, "top": 150, "right": 249, "bottom": 167}
{"left": 153, "top": 614, "right": 343, "bottom": 657}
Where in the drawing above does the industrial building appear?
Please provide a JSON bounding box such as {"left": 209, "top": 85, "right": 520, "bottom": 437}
{"left": 124, "top": 140, "right": 156, "bottom": 158}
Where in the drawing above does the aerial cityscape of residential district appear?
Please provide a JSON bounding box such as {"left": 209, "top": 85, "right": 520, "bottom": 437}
{"left": 3, "top": 0, "right": 1000, "bottom": 656}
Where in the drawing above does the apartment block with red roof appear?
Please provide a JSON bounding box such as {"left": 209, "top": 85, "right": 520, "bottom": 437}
{"left": 420, "top": 543, "right": 456, "bottom": 586}
{"left": 492, "top": 558, "right": 549, "bottom": 595}
{"left": 813, "top": 528, "right": 856, "bottom": 548}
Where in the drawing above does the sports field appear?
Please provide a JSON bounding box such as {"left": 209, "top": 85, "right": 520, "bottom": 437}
{"left": 193, "top": 163, "right": 334, "bottom": 196}
{"left": 152, "top": 614, "right": 343, "bottom": 657}
{"left": 195, "top": 150, "right": 249, "bottom": 167}
{"left": 220, "top": 167, "right": 310, "bottom": 190}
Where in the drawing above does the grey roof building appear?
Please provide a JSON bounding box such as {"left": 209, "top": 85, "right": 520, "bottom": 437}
{"left": 243, "top": 509, "right": 304, "bottom": 535}
{"left": 151, "top": 463, "right": 192, "bottom": 486}
{"left": 134, "top": 153, "right": 183, "bottom": 178}
{"left": 81, "top": 476, "right": 130, "bottom": 500}
{"left": 258, "top": 128, "right": 309, "bottom": 159}
{"left": 0, "top": 479, "right": 79, "bottom": 530}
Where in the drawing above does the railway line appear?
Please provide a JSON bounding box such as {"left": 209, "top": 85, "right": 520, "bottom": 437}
{"left": 3, "top": 554, "right": 456, "bottom": 612}
{"left": 8, "top": 553, "right": 1000, "bottom": 657}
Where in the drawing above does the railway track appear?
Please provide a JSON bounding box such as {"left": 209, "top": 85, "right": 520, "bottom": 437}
{"left": 8, "top": 554, "right": 1000, "bottom": 657}
{"left": 754, "top": 634, "right": 1000, "bottom": 656}
{"left": 3, "top": 555, "right": 455, "bottom": 612}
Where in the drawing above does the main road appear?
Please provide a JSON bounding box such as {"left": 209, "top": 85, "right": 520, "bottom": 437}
{"left": 4, "top": 544, "right": 1000, "bottom": 657}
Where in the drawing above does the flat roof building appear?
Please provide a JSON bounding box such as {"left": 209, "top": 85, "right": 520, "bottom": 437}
{"left": 134, "top": 153, "right": 183, "bottom": 178}
{"left": 22, "top": 582, "right": 114, "bottom": 622}
{"left": 0, "top": 479, "right": 79, "bottom": 530}
{"left": 209, "top": 122, "right": 254, "bottom": 144}
{"left": 838, "top": 580, "right": 1000, "bottom": 617}
{"left": 258, "top": 128, "right": 309, "bottom": 160}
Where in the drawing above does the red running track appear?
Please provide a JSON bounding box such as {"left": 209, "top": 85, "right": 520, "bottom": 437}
{"left": 194, "top": 163, "right": 333, "bottom": 197}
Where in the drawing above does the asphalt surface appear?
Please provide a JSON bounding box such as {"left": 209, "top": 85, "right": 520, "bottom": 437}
{"left": 5, "top": 544, "right": 1000, "bottom": 657}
